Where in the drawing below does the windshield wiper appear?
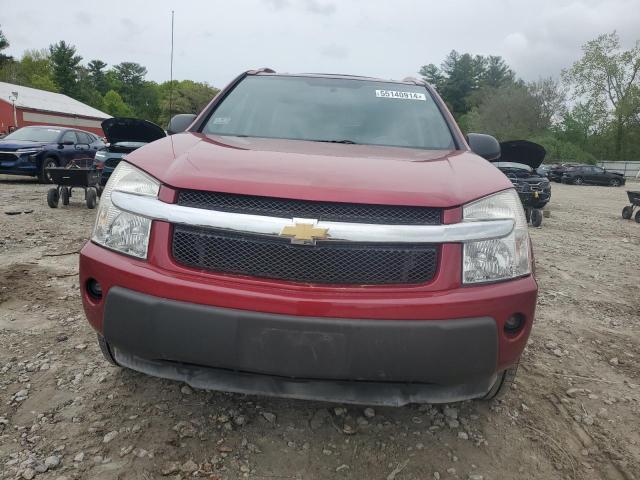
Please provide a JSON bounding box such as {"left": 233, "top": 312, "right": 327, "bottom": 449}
{"left": 313, "top": 139, "right": 358, "bottom": 144}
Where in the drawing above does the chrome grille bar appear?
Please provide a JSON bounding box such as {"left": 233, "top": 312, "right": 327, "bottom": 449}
{"left": 111, "top": 190, "right": 514, "bottom": 244}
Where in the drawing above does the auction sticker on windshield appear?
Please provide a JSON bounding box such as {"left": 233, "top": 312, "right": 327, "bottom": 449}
{"left": 375, "top": 90, "right": 426, "bottom": 101}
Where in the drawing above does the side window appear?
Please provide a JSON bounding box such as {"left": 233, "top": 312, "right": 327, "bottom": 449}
{"left": 77, "top": 132, "right": 92, "bottom": 144}
{"left": 60, "top": 131, "right": 77, "bottom": 144}
{"left": 593, "top": 167, "right": 604, "bottom": 174}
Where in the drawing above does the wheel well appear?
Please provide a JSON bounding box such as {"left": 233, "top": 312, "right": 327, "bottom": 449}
{"left": 38, "top": 154, "right": 60, "bottom": 169}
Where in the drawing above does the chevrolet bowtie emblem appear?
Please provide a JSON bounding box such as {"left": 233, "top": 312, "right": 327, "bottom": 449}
{"left": 280, "top": 219, "right": 329, "bottom": 245}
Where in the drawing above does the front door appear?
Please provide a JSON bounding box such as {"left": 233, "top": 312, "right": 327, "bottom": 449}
{"left": 58, "top": 131, "right": 83, "bottom": 167}
{"left": 589, "top": 166, "right": 606, "bottom": 185}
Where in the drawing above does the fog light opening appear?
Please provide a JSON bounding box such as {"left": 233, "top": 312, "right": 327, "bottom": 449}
{"left": 86, "top": 278, "right": 103, "bottom": 300}
{"left": 504, "top": 313, "right": 525, "bottom": 335}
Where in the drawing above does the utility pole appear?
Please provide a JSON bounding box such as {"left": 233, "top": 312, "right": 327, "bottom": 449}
{"left": 9, "top": 91, "right": 18, "bottom": 128}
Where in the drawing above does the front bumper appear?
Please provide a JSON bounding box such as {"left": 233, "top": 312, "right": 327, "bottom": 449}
{"left": 80, "top": 236, "right": 537, "bottom": 404}
{"left": 105, "top": 286, "right": 498, "bottom": 405}
{"left": 518, "top": 190, "right": 551, "bottom": 207}
{"left": 0, "top": 153, "right": 37, "bottom": 176}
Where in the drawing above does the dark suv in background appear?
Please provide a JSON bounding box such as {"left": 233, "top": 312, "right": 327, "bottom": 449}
{"left": 561, "top": 165, "right": 625, "bottom": 186}
{"left": 0, "top": 125, "right": 104, "bottom": 182}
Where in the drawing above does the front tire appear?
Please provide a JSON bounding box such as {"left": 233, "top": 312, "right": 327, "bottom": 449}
{"left": 38, "top": 157, "right": 58, "bottom": 183}
{"left": 531, "top": 209, "right": 543, "bottom": 227}
{"left": 635, "top": 210, "right": 640, "bottom": 224}
{"left": 61, "top": 187, "right": 70, "bottom": 206}
{"left": 622, "top": 206, "right": 633, "bottom": 219}
{"left": 483, "top": 362, "right": 519, "bottom": 400}
{"left": 97, "top": 334, "right": 120, "bottom": 366}
{"left": 86, "top": 189, "right": 97, "bottom": 209}
{"left": 610, "top": 178, "right": 622, "bottom": 187}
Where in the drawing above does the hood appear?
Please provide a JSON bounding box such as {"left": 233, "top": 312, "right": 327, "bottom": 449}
{"left": 497, "top": 140, "right": 546, "bottom": 170}
{"left": 0, "top": 139, "right": 48, "bottom": 151}
{"left": 124, "top": 133, "right": 513, "bottom": 208}
{"left": 101, "top": 118, "right": 166, "bottom": 145}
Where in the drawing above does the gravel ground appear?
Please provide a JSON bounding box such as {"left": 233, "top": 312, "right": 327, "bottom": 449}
{"left": 0, "top": 176, "right": 639, "bottom": 480}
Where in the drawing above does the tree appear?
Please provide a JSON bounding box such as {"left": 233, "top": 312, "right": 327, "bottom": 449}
{"left": 529, "top": 132, "right": 596, "bottom": 163}
{"left": 419, "top": 51, "right": 516, "bottom": 118}
{"left": 482, "top": 56, "right": 515, "bottom": 89}
{"left": 75, "top": 67, "right": 103, "bottom": 109}
{"left": 157, "top": 80, "right": 219, "bottom": 126}
{"left": 102, "top": 90, "right": 133, "bottom": 117}
{"left": 111, "top": 62, "right": 159, "bottom": 119}
{"left": 560, "top": 102, "right": 599, "bottom": 145}
{"left": 49, "top": 41, "right": 82, "bottom": 95}
{"left": 465, "top": 84, "right": 545, "bottom": 140}
{"left": 439, "top": 51, "right": 480, "bottom": 115}
{"left": 28, "top": 73, "right": 58, "bottom": 92}
{"left": 418, "top": 64, "right": 444, "bottom": 89}
{"left": 528, "top": 77, "right": 567, "bottom": 128}
{"left": 562, "top": 31, "right": 640, "bottom": 159}
{"left": 87, "top": 59, "right": 109, "bottom": 95}
{"left": 133, "top": 81, "right": 161, "bottom": 122}
{"left": 0, "top": 49, "right": 58, "bottom": 92}
{"left": 113, "top": 62, "right": 147, "bottom": 97}
{"left": 0, "top": 26, "right": 13, "bottom": 66}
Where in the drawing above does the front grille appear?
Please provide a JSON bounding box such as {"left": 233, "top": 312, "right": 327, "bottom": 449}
{"left": 0, "top": 152, "right": 18, "bottom": 162}
{"left": 529, "top": 182, "right": 547, "bottom": 192}
{"left": 172, "top": 225, "right": 438, "bottom": 285}
{"left": 177, "top": 190, "right": 441, "bottom": 225}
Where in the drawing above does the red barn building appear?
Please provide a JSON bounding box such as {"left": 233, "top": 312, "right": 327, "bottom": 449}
{"left": 0, "top": 81, "right": 110, "bottom": 137}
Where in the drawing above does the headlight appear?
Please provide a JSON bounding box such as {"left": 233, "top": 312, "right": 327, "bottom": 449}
{"left": 92, "top": 162, "right": 159, "bottom": 259}
{"left": 462, "top": 189, "right": 530, "bottom": 284}
{"left": 16, "top": 147, "right": 43, "bottom": 154}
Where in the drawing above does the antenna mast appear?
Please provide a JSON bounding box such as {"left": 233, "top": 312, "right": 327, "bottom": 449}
{"left": 169, "top": 10, "right": 175, "bottom": 123}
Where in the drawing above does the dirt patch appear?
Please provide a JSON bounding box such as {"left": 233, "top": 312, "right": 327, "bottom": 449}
{"left": 0, "top": 175, "right": 639, "bottom": 480}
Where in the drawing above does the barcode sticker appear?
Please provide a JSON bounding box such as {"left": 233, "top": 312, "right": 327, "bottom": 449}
{"left": 375, "top": 90, "right": 426, "bottom": 101}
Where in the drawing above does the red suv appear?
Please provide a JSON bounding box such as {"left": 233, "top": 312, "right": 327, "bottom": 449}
{"left": 80, "top": 70, "right": 537, "bottom": 406}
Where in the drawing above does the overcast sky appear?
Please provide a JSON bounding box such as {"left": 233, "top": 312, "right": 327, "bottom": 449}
{"left": 2, "top": 0, "right": 639, "bottom": 88}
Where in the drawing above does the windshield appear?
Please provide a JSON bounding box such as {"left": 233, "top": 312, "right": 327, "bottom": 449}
{"left": 202, "top": 76, "right": 455, "bottom": 150}
{"left": 3, "top": 127, "right": 61, "bottom": 143}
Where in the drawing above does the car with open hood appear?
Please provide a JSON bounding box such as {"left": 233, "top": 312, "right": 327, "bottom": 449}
{"left": 80, "top": 70, "right": 538, "bottom": 406}
{"left": 493, "top": 140, "right": 551, "bottom": 209}
{"left": 0, "top": 125, "right": 103, "bottom": 182}
{"left": 93, "top": 118, "right": 166, "bottom": 186}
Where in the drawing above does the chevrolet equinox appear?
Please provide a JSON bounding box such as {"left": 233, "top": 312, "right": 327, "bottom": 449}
{"left": 80, "top": 69, "right": 537, "bottom": 406}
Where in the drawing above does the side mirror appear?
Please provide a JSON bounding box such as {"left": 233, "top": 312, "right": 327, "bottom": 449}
{"left": 467, "top": 133, "right": 501, "bottom": 161}
{"left": 167, "top": 114, "right": 197, "bottom": 135}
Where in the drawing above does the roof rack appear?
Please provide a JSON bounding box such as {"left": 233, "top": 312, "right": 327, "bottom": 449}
{"left": 247, "top": 67, "right": 276, "bottom": 75}
{"left": 402, "top": 76, "right": 427, "bottom": 86}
